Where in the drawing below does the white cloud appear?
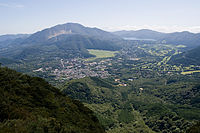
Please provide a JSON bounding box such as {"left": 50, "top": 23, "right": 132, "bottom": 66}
{"left": 0, "top": 3, "right": 24, "bottom": 8}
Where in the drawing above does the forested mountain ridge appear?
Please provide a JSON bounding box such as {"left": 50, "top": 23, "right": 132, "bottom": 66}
{"left": 0, "top": 66, "right": 105, "bottom": 133}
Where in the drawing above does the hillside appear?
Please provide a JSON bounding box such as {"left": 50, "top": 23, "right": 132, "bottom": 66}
{"left": 62, "top": 77, "right": 154, "bottom": 133}
{"left": 0, "top": 66, "right": 105, "bottom": 133}
{"left": 168, "top": 45, "right": 200, "bottom": 66}
{"left": 62, "top": 77, "right": 199, "bottom": 133}
{"left": 46, "top": 34, "right": 120, "bottom": 51}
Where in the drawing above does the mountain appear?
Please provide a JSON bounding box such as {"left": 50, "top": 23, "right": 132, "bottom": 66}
{"left": 114, "top": 30, "right": 200, "bottom": 48}
{"left": 168, "top": 45, "right": 200, "bottom": 66}
{"left": 0, "top": 34, "right": 30, "bottom": 42}
{"left": 24, "top": 23, "right": 120, "bottom": 44}
{"left": 0, "top": 66, "right": 105, "bottom": 133}
{"left": 0, "top": 23, "right": 121, "bottom": 60}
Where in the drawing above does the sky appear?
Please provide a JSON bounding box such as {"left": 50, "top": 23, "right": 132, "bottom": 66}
{"left": 0, "top": 0, "right": 200, "bottom": 35}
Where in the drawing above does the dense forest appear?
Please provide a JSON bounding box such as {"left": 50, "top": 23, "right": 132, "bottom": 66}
{"left": 0, "top": 66, "right": 105, "bottom": 133}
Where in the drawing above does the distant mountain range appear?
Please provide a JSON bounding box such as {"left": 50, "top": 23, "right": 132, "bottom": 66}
{"left": 113, "top": 29, "right": 200, "bottom": 48}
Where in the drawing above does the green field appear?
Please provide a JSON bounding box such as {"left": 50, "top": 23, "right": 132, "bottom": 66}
{"left": 86, "top": 49, "right": 118, "bottom": 61}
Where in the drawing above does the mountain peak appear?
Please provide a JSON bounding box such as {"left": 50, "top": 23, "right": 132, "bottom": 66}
{"left": 24, "top": 23, "right": 119, "bottom": 44}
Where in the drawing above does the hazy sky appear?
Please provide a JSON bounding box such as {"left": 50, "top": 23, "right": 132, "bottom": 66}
{"left": 0, "top": 0, "right": 200, "bottom": 35}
